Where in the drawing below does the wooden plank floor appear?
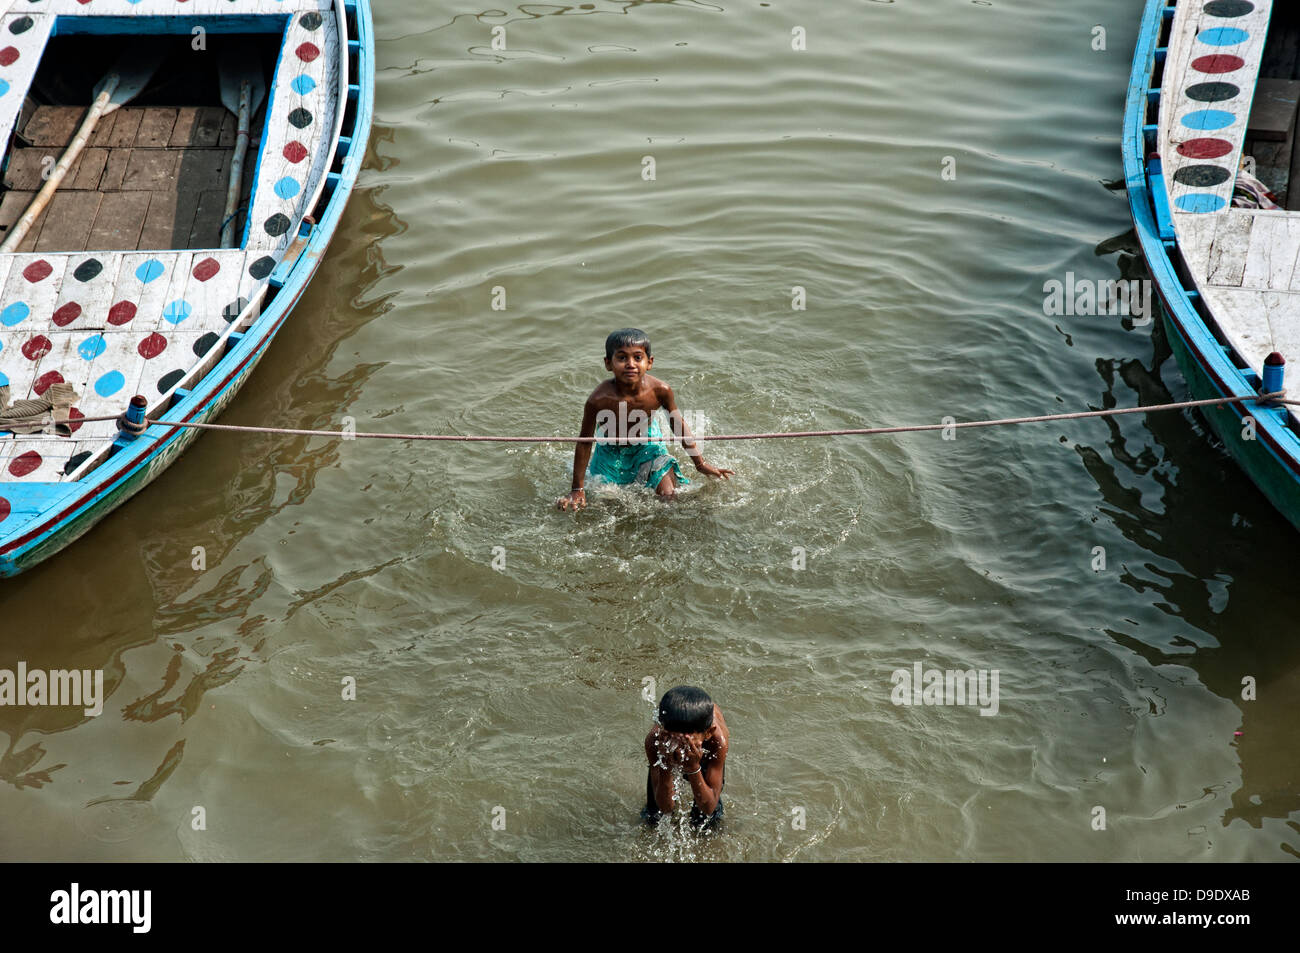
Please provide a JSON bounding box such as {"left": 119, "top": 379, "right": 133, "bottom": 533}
{"left": 0, "top": 106, "right": 255, "bottom": 252}
{"left": 1179, "top": 207, "right": 1300, "bottom": 429}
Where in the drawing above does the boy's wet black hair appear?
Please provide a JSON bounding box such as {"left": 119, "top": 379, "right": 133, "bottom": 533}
{"left": 658, "top": 685, "right": 714, "bottom": 733}
{"left": 605, "top": 328, "right": 652, "bottom": 360}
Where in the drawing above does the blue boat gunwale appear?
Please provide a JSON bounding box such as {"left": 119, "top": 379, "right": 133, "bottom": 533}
{"left": 0, "top": 0, "right": 375, "bottom": 572}
{"left": 49, "top": 14, "right": 291, "bottom": 37}
{"left": 1122, "top": 0, "right": 1300, "bottom": 478}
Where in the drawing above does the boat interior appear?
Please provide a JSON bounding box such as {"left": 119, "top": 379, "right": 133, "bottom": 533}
{"left": 1246, "top": 5, "right": 1300, "bottom": 207}
{"left": 0, "top": 33, "right": 280, "bottom": 253}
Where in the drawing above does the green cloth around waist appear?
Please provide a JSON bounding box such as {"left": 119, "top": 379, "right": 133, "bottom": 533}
{"left": 587, "top": 417, "right": 690, "bottom": 489}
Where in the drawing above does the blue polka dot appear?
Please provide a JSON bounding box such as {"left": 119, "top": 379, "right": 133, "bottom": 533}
{"left": 1199, "top": 27, "right": 1250, "bottom": 46}
{"left": 135, "top": 259, "right": 166, "bottom": 283}
{"left": 1175, "top": 193, "right": 1228, "bottom": 213}
{"left": 1, "top": 302, "right": 29, "bottom": 326}
{"left": 291, "top": 74, "right": 317, "bottom": 95}
{"left": 0, "top": 80, "right": 9, "bottom": 98}
{"left": 0, "top": 371, "right": 7, "bottom": 387}
{"left": 273, "top": 177, "right": 301, "bottom": 199}
{"left": 78, "top": 334, "right": 107, "bottom": 360}
{"left": 163, "top": 300, "right": 192, "bottom": 324}
{"left": 94, "top": 370, "right": 125, "bottom": 397}
{"left": 1182, "top": 109, "right": 1236, "bottom": 130}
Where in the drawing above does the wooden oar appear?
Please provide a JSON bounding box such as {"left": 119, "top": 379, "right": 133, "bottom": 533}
{"left": 0, "top": 52, "right": 162, "bottom": 253}
{"left": 217, "top": 49, "right": 266, "bottom": 248}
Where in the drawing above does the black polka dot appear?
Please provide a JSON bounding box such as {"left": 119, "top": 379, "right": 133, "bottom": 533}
{"left": 1203, "top": 0, "right": 1254, "bottom": 16}
{"left": 1173, "top": 164, "right": 1232, "bottom": 187}
{"left": 157, "top": 369, "right": 185, "bottom": 394}
{"left": 63, "top": 452, "right": 90, "bottom": 475}
{"left": 1186, "top": 82, "right": 1240, "bottom": 102}
{"left": 249, "top": 256, "right": 276, "bottom": 279}
{"left": 264, "top": 214, "right": 291, "bottom": 237}
{"left": 300, "top": 12, "right": 323, "bottom": 30}
{"left": 222, "top": 297, "right": 248, "bottom": 322}
{"left": 73, "top": 258, "right": 103, "bottom": 282}
{"left": 9, "top": 16, "right": 33, "bottom": 35}
{"left": 194, "top": 333, "right": 220, "bottom": 358}
{"left": 288, "top": 108, "right": 313, "bottom": 129}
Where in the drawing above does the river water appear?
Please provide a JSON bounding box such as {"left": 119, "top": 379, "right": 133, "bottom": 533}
{"left": 2, "top": 0, "right": 1298, "bottom": 862}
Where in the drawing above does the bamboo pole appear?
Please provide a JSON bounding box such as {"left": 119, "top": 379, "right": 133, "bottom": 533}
{"left": 0, "top": 77, "right": 119, "bottom": 253}
{"left": 220, "top": 79, "right": 251, "bottom": 248}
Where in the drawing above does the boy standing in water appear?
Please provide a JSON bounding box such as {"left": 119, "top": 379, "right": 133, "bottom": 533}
{"left": 642, "top": 686, "right": 730, "bottom": 831}
{"left": 556, "top": 328, "right": 733, "bottom": 508}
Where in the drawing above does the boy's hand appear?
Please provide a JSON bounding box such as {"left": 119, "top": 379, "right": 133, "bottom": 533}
{"left": 556, "top": 488, "right": 586, "bottom": 510}
{"left": 694, "top": 461, "right": 735, "bottom": 480}
{"left": 649, "top": 726, "right": 700, "bottom": 770}
{"left": 677, "top": 735, "right": 704, "bottom": 774}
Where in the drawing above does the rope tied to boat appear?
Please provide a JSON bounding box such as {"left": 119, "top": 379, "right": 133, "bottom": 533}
{"left": 91, "top": 391, "right": 1300, "bottom": 442}
{"left": 0, "top": 391, "right": 1289, "bottom": 444}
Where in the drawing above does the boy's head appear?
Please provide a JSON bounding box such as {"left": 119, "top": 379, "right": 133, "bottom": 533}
{"left": 605, "top": 328, "right": 652, "bottom": 361}
{"left": 658, "top": 685, "right": 714, "bottom": 735}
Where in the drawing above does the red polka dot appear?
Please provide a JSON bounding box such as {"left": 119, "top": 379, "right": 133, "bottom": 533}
{"left": 22, "top": 335, "right": 52, "bottom": 360}
{"left": 283, "top": 141, "right": 309, "bottom": 164}
{"left": 52, "top": 302, "right": 82, "bottom": 327}
{"left": 108, "top": 300, "right": 137, "bottom": 325}
{"left": 138, "top": 332, "right": 168, "bottom": 359}
{"left": 23, "top": 260, "right": 52, "bottom": 282}
{"left": 296, "top": 42, "right": 320, "bottom": 62}
{"left": 33, "top": 370, "right": 64, "bottom": 395}
{"left": 192, "top": 257, "right": 220, "bottom": 282}
{"left": 0, "top": 497, "right": 9, "bottom": 523}
{"left": 8, "top": 451, "right": 42, "bottom": 478}
{"left": 0, "top": 47, "right": 19, "bottom": 66}
{"left": 1192, "top": 54, "right": 1246, "bottom": 74}
{"left": 66, "top": 407, "right": 84, "bottom": 434}
{"left": 1177, "top": 138, "right": 1234, "bottom": 159}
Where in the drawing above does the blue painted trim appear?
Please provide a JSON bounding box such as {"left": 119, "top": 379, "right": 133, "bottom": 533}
{"left": 0, "top": 1, "right": 377, "bottom": 576}
{"left": 268, "top": 222, "right": 313, "bottom": 288}
{"left": 51, "top": 15, "right": 289, "bottom": 37}
{"left": 1122, "top": 0, "right": 1300, "bottom": 506}
{"left": 1146, "top": 156, "right": 1176, "bottom": 244}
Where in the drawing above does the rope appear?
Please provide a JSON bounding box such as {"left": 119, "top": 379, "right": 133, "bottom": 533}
{"left": 0, "top": 392, "right": 1287, "bottom": 443}
{"left": 0, "top": 412, "right": 125, "bottom": 426}
{"left": 218, "top": 204, "right": 247, "bottom": 236}
{"left": 131, "top": 390, "right": 1288, "bottom": 443}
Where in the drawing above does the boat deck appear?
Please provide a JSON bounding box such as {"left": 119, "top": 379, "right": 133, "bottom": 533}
{"left": 1159, "top": 0, "right": 1300, "bottom": 423}
{"left": 0, "top": 105, "right": 250, "bottom": 252}
{"left": 0, "top": 0, "right": 342, "bottom": 485}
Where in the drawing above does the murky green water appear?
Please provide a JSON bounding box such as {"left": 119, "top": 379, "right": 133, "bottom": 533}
{"left": 2, "top": 0, "right": 1298, "bottom": 862}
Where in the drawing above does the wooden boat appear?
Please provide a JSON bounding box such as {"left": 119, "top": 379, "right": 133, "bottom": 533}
{"left": 0, "top": 0, "right": 373, "bottom": 576}
{"left": 1125, "top": 0, "right": 1300, "bottom": 530}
